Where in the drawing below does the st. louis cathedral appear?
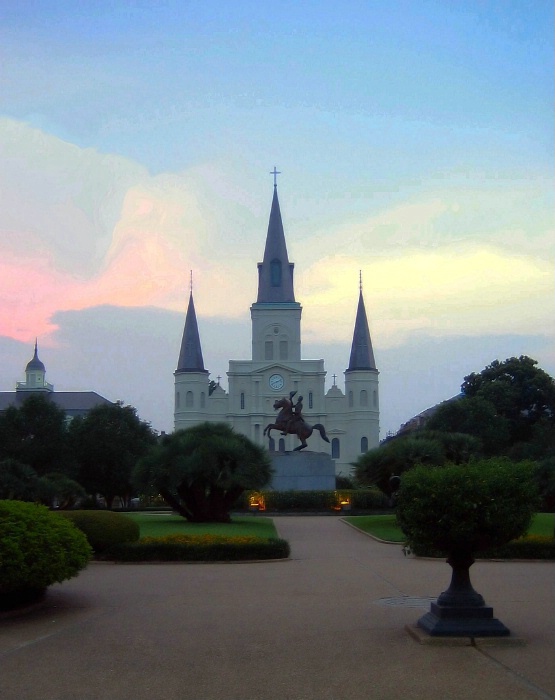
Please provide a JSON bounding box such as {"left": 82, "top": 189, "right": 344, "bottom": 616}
{"left": 174, "top": 179, "right": 379, "bottom": 475}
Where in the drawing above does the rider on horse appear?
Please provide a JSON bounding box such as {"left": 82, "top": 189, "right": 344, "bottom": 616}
{"left": 281, "top": 391, "right": 303, "bottom": 435}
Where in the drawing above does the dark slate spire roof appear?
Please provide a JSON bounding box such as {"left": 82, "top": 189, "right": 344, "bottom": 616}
{"left": 26, "top": 339, "right": 45, "bottom": 372}
{"left": 176, "top": 293, "right": 208, "bottom": 374}
{"left": 347, "top": 291, "right": 377, "bottom": 371}
{"left": 256, "top": 186, "right": 296, "bottom": 303}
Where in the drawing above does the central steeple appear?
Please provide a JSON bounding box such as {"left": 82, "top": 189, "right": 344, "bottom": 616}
{"left": 251, "top": 176, "right": 302, "bottom": 362}
{"left": 256, "top": 183, "right": 296, "bottom": 303}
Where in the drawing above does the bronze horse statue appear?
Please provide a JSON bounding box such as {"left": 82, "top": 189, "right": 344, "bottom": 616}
{"left": 264, "top": 393, "right": 330, "bottom": 451}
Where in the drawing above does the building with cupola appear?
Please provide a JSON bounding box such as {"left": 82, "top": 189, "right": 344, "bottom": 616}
{"left": 0, "top": 341, "right": 113, "bottom": 419}
{"left": 174, "top": 180, "right": 379, "bottom": 475}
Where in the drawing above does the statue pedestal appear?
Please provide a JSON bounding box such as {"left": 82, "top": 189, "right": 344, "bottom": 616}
{"left": 269, "top": 451, "right": 336, "bottom": 491}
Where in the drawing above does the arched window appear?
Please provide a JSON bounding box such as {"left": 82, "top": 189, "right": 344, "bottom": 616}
{"left": 360, "top": 390, "right": 368, "bottom": 406}
{"left": 308, "top": 392, "right": 313, "bottom": 409}
{"left": 373, "top": 390, "right": 378, "bottom": 407}
{"left": 348, "top": 391, "right": 353, "bottom": 408}
{"left": 200, "top": 392, "right": 206, "bottom": 408}
{"left": 269, "top": 437, "right": 275, "bottom": 452}
{"left": 185, "top": 391, "right": 194, "bottom": 408}
{"left": 278, "top": 438, "right": 285, "bottom": 452}
{"left": 331, "top": 438, "right": 340, "bottom": 459}
{"left": 361, "top": 437, "right": 368, "bottom": 453}
{"left": 175, "top": 392, "right": 180, "bottom": 409}
{"left": 270, "top": 259, "right": 282, "bottom": 287}
{"left": 240, "top": 392, "right": 245, "bottom": 410}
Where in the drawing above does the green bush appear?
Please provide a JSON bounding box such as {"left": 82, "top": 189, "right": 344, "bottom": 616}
{"left": 0, "top": 500, "right": 91, "bottom": 607}
{"left": 58, "top": 510, "right": 140, "bottom": 554}
{"left": 396, "top": 458, "right": 539, "bottom": 555}
{"left": 103, "top": 537, "right": 290, "bottom": 562}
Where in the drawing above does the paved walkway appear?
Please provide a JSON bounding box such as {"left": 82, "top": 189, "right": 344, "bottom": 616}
{"left": 1, "top": 517, "right": 554, "bottom": 700}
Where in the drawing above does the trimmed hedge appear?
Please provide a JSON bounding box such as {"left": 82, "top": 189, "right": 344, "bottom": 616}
{"left": 58, "top": 510, "right": 140, "bottom": 554}
{"left": 102, "top": 536, "right": 290, "bottom": 562}
{"left": 0, "top": 500, "right": 91, "bottom": 607}
{"left": 412, "top": 535, "right": 555, "bottom": 560}
{"left": 234, "top": 489, "right": 389, "bottom": 512}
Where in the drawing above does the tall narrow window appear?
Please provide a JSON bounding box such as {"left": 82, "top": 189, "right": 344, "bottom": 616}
{"left": 373, "top": 390, "right": 378, "bottom": 407}
{"left": 240, "top": 392, "right": 245, "bottom": 410}
{"left": 348, "top": 391, "right": 353, "bottom": 408}
{"left": 278, "top": 438, "right": 285, "bottom": 452}
{"left": 265, "top": 341, "right": 273, "bottom": 360}
{"left": 360, "top": 390, "right": 368, "bottom": 406}
{"left": 254, "top": 424, "right": 260, "bottom": 442}
{"left": 269, "top": 437, "right": 275, "bottom": 452}
{"left": 331, "top": 438, "right": 340, "bottom": 459}
{"left": 361, "top": 437, "right": 368, "bottom": 453}
{"left": 270, "top": 259, "right": 282, "bottom": 287}
{"left": 279, "top": 341, "right": 288, "bottom": 360}
{"left": 308, "top": 392, "right": 313, "bottom": 409}
{"left": 176, "top": 392, "right": 180, "bottom": 409}
{"left": 200, "top": 392, "right": 206, "bottom": 408}
{"left": 186, "top": 391, "right": 194, "bottom": 408}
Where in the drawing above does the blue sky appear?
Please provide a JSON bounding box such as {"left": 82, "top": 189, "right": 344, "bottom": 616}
{"left": 0, "top": 1, "right": 553, "bottom": 436}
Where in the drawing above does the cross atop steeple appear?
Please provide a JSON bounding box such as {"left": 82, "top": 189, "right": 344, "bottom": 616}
{"left": 270, "top": 166, "right": 281, "bottom": 188}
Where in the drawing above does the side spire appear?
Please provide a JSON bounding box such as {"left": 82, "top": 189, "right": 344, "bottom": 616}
{"left": 176, "top": 282, "right": 208, "bottom": 374}
{"left": 347, "top": 281, "right": 376, "bottom": 371}
{"left": 256, "top": 177, "right": 296, "bottom": 303}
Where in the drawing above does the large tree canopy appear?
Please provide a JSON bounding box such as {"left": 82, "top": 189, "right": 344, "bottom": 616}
{"left": 133, "top": 422, "right": 272, "bottom": 522}
{"left": 461, "top": 356, "right": 555, "bottom": 445}
{"left": 69, "top": 403, "right": 156, "bottom": 509}
{"left": 0, "top": 395, "right": 73, "bottom": 476}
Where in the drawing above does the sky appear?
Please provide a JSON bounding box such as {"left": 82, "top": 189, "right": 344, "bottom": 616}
{"left": 1, "top": 0, "right": 553, "bottom": 438}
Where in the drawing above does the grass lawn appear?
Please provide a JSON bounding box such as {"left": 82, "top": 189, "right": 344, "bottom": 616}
{"left": 124, "top": 513, "right": 279, "bottom": 539}
{"left": 344, "top": 513, "right": 554, "bottom": 543}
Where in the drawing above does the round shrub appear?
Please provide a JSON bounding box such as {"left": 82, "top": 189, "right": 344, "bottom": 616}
{"left": 58, "top": 510, "right": 140, "bottom": 554}
{"left": 396, "top": 458, "right": 538, "bottom": 555}
{"left": 0, "top": 500, "right": 92, "bottom": 606}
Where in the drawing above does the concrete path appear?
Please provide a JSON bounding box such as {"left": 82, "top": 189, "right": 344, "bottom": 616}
{"left": 0, "top": 517, "right": 553, "bottom": 700}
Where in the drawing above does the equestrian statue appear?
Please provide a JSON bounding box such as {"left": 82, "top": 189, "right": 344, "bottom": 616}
{"left": 264, "top": 391, "right": 330, "bottom": 451}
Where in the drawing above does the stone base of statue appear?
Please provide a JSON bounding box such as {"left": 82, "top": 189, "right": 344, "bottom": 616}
{"left": 269, "top": 451, "right": 336, "bottom": 491}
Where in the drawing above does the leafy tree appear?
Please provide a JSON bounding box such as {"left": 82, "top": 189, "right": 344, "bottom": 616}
{"left": 426, "top": 396, "right": 510, "bottom": 455}
{"left": 69, "top": 403, "right": 156, "bottom": 509}
{"left": 0, "top": 459, "right": 39, "bottom": 501}
{"left": 355, "top": 437, "right": 445, "bottom": 497}
{"left": 37, "top": 473, "right": 87, "bottom": 510}
{"left": 134, "top": 422, "right": 272, "bottom": 522}
{"left": 462, "top": 356, "right": 555, "bottom": 445}
{"left": 0, "top": 395, "right": 74, "bottom": 476}
{"left": 413, "top": 430, "right": 482, "bottom": 464}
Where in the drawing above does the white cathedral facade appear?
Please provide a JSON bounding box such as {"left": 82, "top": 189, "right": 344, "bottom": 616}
{"left": 174, "top": 182, "right": 379, "bottom": 476}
